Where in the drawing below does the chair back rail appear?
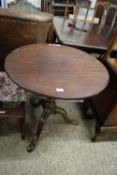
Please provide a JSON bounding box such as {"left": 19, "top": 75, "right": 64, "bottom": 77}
{"left": 94, "top": 2, "right": 117, "bottom": 37}
{"left": 103, "top": 32, "right": 117, "bottom": 60}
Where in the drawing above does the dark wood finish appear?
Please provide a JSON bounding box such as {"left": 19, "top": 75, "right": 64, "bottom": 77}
{"left": 5, "top": 43, "right": 109, "bottom": 151}
{"left": 5, "top": 43, "right": 109, "bottom": 99}
{"left": 86, "top": 60, "right": 117, "bottom": 141}
{"left": 103, "top": 32, "right": 117, "bottom": 60}
{"left": 53, "top": 17, "right": 117, "bottom": 55}
{"left": 27, "top": 97, "right": 78, "bottom": 152}
{"left": 0, "top": 102, "right": 25, "bottom": 140}
{"left": 83, "top": 32, "right": 117, "bottom": 141}
{"left": 51, "top": 0, "right": 74, "bottom": 16}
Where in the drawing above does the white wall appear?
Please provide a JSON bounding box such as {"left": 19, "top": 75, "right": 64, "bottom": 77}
{"left": 91, "top": 0, "right": 97, "bottom": 8}
{"left": 28, "top": 0, "right": 41, "bottom": 8}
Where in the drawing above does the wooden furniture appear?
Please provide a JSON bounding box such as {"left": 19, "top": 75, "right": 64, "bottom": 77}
{"left": 64, "top": 0, "right": 92, "bottom": 27}
{"left": 51, "top": 0, "right": 74, "bottom": 16}
{"left": 0, "top": 7, "right": 53, "bottom": 71}
{"left": 51, "top": 0, "right": 92, "bottom": 17}
{"left": 5, "top": 43, "right": 109, "bottom": 151}
{"left": 0, "top": 71, "right": 26, "bottom": 140}
{"left": 41, "top": 0, "right": 52, "bottom": 13}
{"left": 0, "top": 102, "right": 25, "bottom": 140}
{"left": 54, "top": 1, "right": 117, "bottom": 54}
{"left": 0, "top": 8, "right": 53, "bottom": 139}
{"left": 93, "top": 1, "right": 117, "bottom": 38}
{"left": 53, "top": 16, "right": 117, "bottom": 55}
{"left": 83, "top": 33, "right": 117, "bottom": 141}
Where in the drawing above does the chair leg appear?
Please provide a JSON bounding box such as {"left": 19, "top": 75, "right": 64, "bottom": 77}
{"left": 92, "top": 124, "right": 100, "bottom": 142}
{"left": 20, "top": 102, "right": 26, "bottom": 140}
{"left": 0, "top": 102, "right": 3, "bottom": 107}
{"left": 20, "top": 115, "right": 25, "bottom": 140}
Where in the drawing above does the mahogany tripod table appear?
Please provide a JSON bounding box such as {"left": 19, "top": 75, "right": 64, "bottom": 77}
{"left": 5, "top": 43, "right": 109, "bottom": 152}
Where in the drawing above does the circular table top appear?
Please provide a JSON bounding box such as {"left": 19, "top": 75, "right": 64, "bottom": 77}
{"left": 5, "top": 43, "right": 109, "bottom": 99}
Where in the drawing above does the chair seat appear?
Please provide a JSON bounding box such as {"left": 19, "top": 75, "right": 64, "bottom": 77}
{"left": 0, "top": 72, "right": 26, "bottom": 102}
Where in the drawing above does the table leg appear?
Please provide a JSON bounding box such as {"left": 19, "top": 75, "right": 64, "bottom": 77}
{"left": 27, "top": 97, "right": 78, "bottom": 152}
{"left": 27, "top": 108, "right": 51, "bottom": 152}
{"left": 55, "top": 106, "right": 78, "bottom": 125}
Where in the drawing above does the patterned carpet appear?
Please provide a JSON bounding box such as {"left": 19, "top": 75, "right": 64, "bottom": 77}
{"left": 0, "top": 72, "right": 25, "bottom": 101}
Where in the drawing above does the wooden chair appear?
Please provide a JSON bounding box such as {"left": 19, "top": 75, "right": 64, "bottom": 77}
{"left": 93, "top": 1, "right": 117, "bottom": 37}
{"left": 101, "top": 30, "right": 117, "bottom": 72}
{"left": 82, "top": 32, "right": 117, "bottom": 141}
{"left": 0, "top": 72, "right": 26, "bottom": 140}
{"left": 64, "top": 0, "right": 91, "bottom": 19}
{"left": 64, "top": 0, "right": 92, "bottom": 30}
{"left": 0, "top": 7, "right": 53, "bottom": 139}
{"left": 64, "top": 0, "right": 117, "bottom": 35}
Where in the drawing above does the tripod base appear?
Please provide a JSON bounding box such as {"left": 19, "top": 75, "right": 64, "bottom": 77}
{"left": 27, "top": 98, "right": 78, "bottom": 152}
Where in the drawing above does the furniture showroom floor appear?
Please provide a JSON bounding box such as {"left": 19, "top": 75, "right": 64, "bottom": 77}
{"left": 0, "top": 98, "right": 117, "bottom": 175}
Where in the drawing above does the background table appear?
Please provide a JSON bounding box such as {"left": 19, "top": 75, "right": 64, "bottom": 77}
{"left": 5, "top": 43, "right": 109, "bottom": 151}
{"left": 54, "top": 17, "right": 117, "bottom": 55}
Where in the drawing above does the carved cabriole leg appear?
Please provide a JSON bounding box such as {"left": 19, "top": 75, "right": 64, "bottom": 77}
{"left": 46, "top": 98, "right": 78, "bottom": 125}
{"left": 55, "top": 106, "right": 78, "bottom": 125}
{"left": 27, "top": 108, "right": 51, "bottom": 152}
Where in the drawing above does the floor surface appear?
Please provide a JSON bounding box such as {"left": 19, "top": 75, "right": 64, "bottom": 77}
{"left": 0, "top": 99, "right": 117, "bottom": 175}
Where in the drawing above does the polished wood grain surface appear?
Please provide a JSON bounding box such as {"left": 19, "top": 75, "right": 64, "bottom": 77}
{"left": 54, "top": 17, "right": 117, "bottom": 54}
{"left": 5, "top": 43, "right": 109, "bottom": 99}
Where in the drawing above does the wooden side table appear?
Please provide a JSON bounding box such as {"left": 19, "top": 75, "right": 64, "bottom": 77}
{"left": 5, "top": 43, "right": 109, "bottom": 152}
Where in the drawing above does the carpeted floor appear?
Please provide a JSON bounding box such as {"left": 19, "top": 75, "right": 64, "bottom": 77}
{"left": 0, "top": 99, "right": 117, "bottom": 175}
